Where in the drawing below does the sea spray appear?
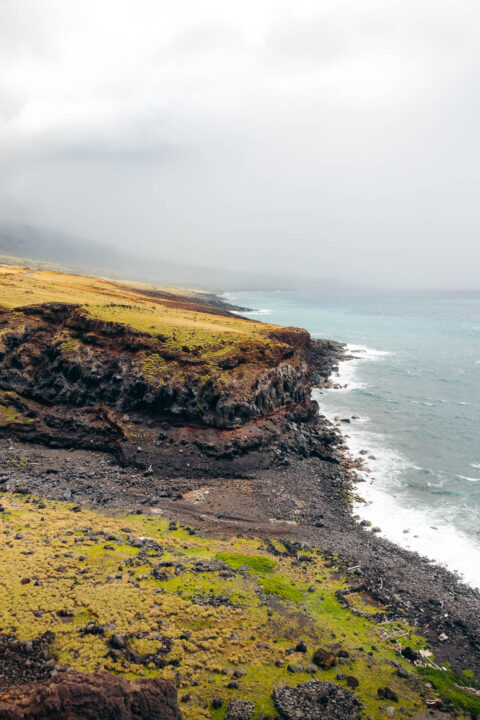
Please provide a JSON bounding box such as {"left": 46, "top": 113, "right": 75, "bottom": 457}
{"left": 314, "top": 345, "right": 480, "bottom": 588}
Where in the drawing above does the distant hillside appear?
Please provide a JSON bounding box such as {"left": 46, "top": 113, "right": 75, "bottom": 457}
{"left": 0, "top": 221, "right": 349, "bottom": 292}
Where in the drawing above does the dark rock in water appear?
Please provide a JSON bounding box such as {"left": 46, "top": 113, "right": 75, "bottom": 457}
{"left": 0, "top": 670, "right": 181, "bottom": 720}
{"left": 273, "top": 680, "right": 360, "bottom": 720}
{"left": 312, "top": 647, "right": 337, "bottom": 669}
{"left": 227, "top": 699, "right": 255, "bottom": 720}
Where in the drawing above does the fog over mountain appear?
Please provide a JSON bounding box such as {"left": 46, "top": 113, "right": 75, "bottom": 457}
{"left": 0, "top": 222, "right": 353, "bottom": 291}
{"left": 1, "top": 1, "right": 479, "bottom": 289}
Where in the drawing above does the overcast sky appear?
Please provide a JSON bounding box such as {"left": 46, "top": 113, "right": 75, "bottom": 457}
{"left": 0, "top": 0, "right": 479, "bottom": 288}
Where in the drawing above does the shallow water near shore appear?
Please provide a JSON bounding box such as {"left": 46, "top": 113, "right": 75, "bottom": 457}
{"left": 228, "top": 289, "right": 480, "bottom": 588}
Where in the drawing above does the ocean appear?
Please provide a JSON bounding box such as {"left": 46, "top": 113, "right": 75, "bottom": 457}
{"left": 226, "top": 289, "right": 480, "bottom": 589}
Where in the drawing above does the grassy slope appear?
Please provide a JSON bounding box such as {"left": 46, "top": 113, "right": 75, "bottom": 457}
{"left": 0, "top": 492, "right": 446, "bottom": 720}
{"left": 1, "top": 492, "right": 478, "bottom": 718}
{"left": 0, "top": 265, "right": 276, "bottom": 354}
{"left": 0, "top": 265, "right": 478, "bottom": 717}
{"left": 0, "top": 266, "right": 298, "bottom": 394}
{"left": 0, "top": 265, "right": 307, "bottom": 414}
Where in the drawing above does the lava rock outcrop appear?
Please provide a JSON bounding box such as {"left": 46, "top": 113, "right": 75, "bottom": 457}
{"left": 0, "top": 670, "right": 182, "bottom": 720}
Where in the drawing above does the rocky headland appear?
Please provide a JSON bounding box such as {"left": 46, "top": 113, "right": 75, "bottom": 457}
{"left": 0, "top": 264, "right": 478, "bottom": 720}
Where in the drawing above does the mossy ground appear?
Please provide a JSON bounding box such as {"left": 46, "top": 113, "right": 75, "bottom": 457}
{"left": 0, "top": 393, "right": 35, "bottom": 427}
{"left": 420, "top": 668, "right": 480, "bottom": 716}
{"left": 0, "top": 493, "right": 475, "bottom": 719}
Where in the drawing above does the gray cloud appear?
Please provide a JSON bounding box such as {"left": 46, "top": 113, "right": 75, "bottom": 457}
{"left": 0, "top": 0, "right": 479, "bottom": 288}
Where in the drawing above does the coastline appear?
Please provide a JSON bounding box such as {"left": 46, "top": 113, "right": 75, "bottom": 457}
{"left": 314, "top": 345, "right": 480, "bottom": 590}
{"left": 0, "top": 272, "right": 478, "bottom": 713}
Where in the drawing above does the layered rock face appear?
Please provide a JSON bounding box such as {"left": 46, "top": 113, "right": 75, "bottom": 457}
{"left": 0, "top": 304, "right": 313, "bottom": 426}
{"left": 0, "top": 302, "right": 344, "bottom": 471}
{"left": 0, "top": 670, "right": 181, "bottom": 720}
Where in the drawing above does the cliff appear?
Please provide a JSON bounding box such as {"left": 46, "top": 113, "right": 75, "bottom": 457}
{"left": 0, "top": 265, "right": 479, "bottom": 720}
{"left": 0, "top": 265, "right": 344, "bottom": 474}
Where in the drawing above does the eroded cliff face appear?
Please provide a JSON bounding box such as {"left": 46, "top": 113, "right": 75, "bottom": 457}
{"left": 0, "top": 302, "right": 344, "bottom": 473}
{"left": 0, "top": 670, "right": 181, "bottom": 720}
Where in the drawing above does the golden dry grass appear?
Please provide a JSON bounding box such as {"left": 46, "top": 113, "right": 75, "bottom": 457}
{"left": 0, "top": 265, "right": 276, "bottom": 343}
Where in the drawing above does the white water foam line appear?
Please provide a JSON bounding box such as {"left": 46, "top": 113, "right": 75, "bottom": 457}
{"left": 240, "top": 309, "right": 273, "bottom": 316}
{"left": 313, "top": 346, "right": 480, "bottom": 589}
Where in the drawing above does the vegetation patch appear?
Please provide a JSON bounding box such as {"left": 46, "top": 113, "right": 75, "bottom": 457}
{"left": 217, "top": 553, "right": 277, "bottom": 574}
{"left": 0, "top": 403, "right": 35, "bottom": 426}
{"left": 0, "top": 492, "right": 466, "bottom": 719}
{"left": 0, "top": 264, "right": 297, "bottom": 373}
{"left": 420, "top": 667, "right": 480, "bottom": 716}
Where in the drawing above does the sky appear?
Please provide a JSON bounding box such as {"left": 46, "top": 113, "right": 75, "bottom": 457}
{"left": 0, "top": 0, "right": 479, "bottom": 288}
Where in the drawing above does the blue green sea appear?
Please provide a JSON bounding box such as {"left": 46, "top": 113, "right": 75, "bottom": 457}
{"left": 227, "top": 289, "right": 480, "bottom": 588}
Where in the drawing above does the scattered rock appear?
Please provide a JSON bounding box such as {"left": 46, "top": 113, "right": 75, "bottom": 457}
{"left": 378, "top": 687, "right": 398, "bottom": 702}
{"left": 0, "top": 631, "right": 55, "bottom": 688}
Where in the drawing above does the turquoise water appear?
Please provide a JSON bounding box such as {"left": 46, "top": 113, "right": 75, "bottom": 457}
{"left": 227, "top": 290, "right": 480, "bottom": 587}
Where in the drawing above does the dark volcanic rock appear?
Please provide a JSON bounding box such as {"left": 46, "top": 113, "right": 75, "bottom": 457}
{"left": 0, "top": 669, "right": 181, "bottom": 720}
{"left": 0, "top": 304, "right": 322, "bottom": 431}
{"left": 0, "top": 632, "right": 55, "bottom": 689}
{"left": 227, "top": 699, "right": 255, "bottom": 720}
{"left": 312, "top": 647, "right": 337, "bottom": 669}
{"left": 0, "top": 303, "right": 343, "bottom": 475}
{"left": 273, "top": 680, "right": 360, "bottom": 720}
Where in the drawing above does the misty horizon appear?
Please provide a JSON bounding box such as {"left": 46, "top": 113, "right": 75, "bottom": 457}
{"left": 1, "top": 1, "right": 480, "bottom": 290}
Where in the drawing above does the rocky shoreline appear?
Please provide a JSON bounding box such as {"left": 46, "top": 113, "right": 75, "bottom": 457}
{"left": 1, "top": 339, "right": 479, "bottom": 678}
{"left": 0, "top": 269, "right": 479, "bottom": 718}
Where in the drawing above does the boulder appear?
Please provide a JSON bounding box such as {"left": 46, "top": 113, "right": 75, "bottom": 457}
{"left": 312, "top": 647, "right": 337, "bottom": 669}
{"left": 273, "top": 680, "right": 360, "bottom": 720}
{"left": 227, "top": 699, "right": 255, "bottom": 720}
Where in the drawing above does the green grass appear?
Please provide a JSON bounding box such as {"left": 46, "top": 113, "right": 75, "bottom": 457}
{"left": 217, "top": 553, "right": 303, "bottom": 602}
{"left": 420, "top": 667, "right": 480, "bottom": 716}
{"left": 217, "top": 553, "right": 277, "bottom": 574}
{"left": 0, "top": 403, "right": 35, "bottom": 426}
{"left": 0, "top": 492, "right": 473, "bottom": 720}
{"left": 257, "top": 574, "right": 304, "bottom": 602}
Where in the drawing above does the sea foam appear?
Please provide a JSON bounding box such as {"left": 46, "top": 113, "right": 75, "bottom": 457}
{"left": 313, "top": 346, "right": 480, "bottom": 589}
